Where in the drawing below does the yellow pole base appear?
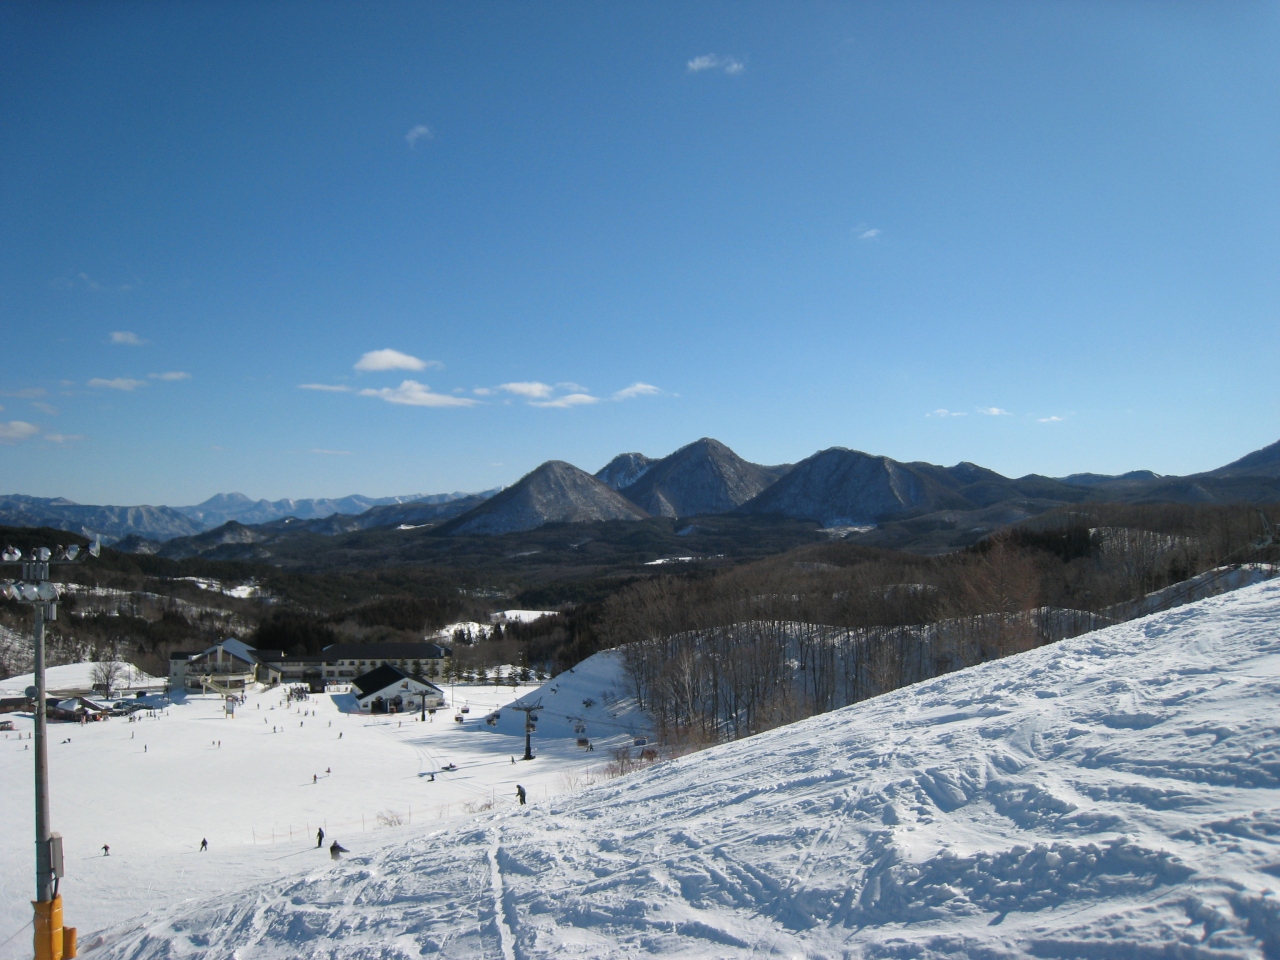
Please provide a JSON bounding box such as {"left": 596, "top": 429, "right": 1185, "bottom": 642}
{"left": 32, "top": 895, "right": 64, "bottom": 960}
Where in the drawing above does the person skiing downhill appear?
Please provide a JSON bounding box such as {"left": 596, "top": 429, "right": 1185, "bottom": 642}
{"left": 329, "top": 840, "right": 348, "bottom": 860}
{"left": 516, "top": 784, "right": 527, "bottom": 805}
{"left": 199, "top": 838, "right": 208, "bottom": 852}
{"left": 101, "top": 844, "right": 109, "bottom": 856}
{"left": 316, "top": 827, "right": 325, "bottom": 848}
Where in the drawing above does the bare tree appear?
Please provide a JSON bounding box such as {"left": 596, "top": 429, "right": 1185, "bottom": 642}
{"left": 91, "top": 660, "right": 124, "bottom": 698}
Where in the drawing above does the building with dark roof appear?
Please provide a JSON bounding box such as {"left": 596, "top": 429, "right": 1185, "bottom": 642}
{"left": 350, "top": 664, "right": 445, "bottom": 714}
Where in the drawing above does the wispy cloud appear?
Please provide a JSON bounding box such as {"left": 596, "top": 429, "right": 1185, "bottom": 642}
{"left": 359, "top": 380, "right": 479, "bottom": 408}
{"left": 88, "top": 377, "right": 146, "bottom": 391}
{"left": 406, "top": 124, "right": 433, "bottom": 147}
{"left": 530, "top": 393, "right": 599, "bottom": 409}
{"left": 1038, "top": 415, "right": 1065, "bottom": 423}
{"left": 0, "top": 421, "right": 39, "bottom": 443}
{"left": 31, "top": 401, "right": 57, "bottom": 415}
{"left": 43, "top": 434, "right": 83, "bottom": 444}
{"left": 927, "top": 409, "right": 967, "bottom": 417}
{"left": 298, "top": 383, "right": 352, "bottom": 393}
{"left": 1, "top": 388, "right": 46, "bottom": 399}
{"left": 612, "top": 382, "right": 663, "bottom": 400}
{"left": 472, "top": 387, "right": 494, "bottom": 396}
{"left": 500, "top": 382, "right": 555, "bottom": 399}
{"left": 149, "top": 371, "right": 191, "bottom": 381}
{"left": 977, "top": 407, "right": 1011, "bottom": 416}
{"left": 110, "top": 331, "right": 146, "bottom": 346}
{"left": 310, "top": 448, "right": 352, "bottom": 456}
{"left": 687, "top": 53, "right": 745, "bottom": 75}
{"left": 858, "top": 228, "right": 881, "bottom": 240}
{"left": 354, "top": 349, "right": 438, "bottom": 372}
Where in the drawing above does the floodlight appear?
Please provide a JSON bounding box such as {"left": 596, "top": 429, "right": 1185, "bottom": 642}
{"left": 36, "top": 548, "right": 51, "bottom": 561}
{"left": 0, "top": 582, "right": 14, "bottom": 600}
{"left": 2, "top": 547, "right": 20, "bottom": 562}
{"left": 64, "top": 545, "right": 80, "bottom": 561}
{"left": 36, "top": 583, "right": 58, "bottom": 601}
{"left": 89, "top": 540, "right": 101, "bottom": 558}
{"left": 19, "top": 583, "right": 40, "bottom": 601}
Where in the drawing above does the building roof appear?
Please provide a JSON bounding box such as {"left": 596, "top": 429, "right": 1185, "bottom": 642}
{"left": 322, "top": 641, "right": 452, "bottom": 661}
{"left": 351, "top": 664, "right": 443, "bottom": 699}
{"left": 191, "top": 638, "right": 260, "bottom": 665}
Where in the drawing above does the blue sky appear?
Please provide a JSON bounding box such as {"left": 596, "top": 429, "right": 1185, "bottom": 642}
{"left": 2, "top": 2, "right": 1277, "bottom": 505}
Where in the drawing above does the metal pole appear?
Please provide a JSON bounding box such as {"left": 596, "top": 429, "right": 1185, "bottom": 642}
{"left": 33, "top": 598, "right": 53, "bottom": 902}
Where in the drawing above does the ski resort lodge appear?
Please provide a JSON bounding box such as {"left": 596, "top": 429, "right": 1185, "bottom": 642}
{"left": 169, "top": 639, "right": 452, "bottom": 693}
{"left": 349, "top": 664, "right": 445, "bottom": 714}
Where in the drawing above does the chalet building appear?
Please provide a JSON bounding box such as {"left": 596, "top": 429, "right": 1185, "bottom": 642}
{"left": 170, "top": 639, "right": 452, "bottom": 693}
{"left": 350, "top": 664, "right": 445, "bottom": 714}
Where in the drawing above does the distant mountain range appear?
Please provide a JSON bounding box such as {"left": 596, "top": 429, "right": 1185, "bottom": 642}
{"left": 4, "top": 436, "right": 1279, "bottom": 555}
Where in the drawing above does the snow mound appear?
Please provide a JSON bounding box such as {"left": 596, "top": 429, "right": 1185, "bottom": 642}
{"left": 84, "top": 582, "right": 1280, "bottom": 958}
{"left": 0, "top": 661, "right": 160, "bottom": 697}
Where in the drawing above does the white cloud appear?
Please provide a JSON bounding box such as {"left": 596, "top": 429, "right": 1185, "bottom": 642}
{"left": 1038, "top": 415, "right": 1065, "bottom": 423}
{"left": 311, "top": 448, "right": 352, "bottom": 456}
{"left": 406, "top": 124, "right": 433, "bottom": 147}
{"left": 530, "top": 393, "right": 599, "bottom": 409}
{"left": 927, "top": 409, "right": 967, "bottom": 417}
{"left": 0, "top": 421, "right": 39, "bottom": 443}
{"left": 1, "top": 388, "right": 46, "bottom": 398}
{"left": 977, "top": 407, "right": 1011, "bottom": 416}
{"left": 354, "top": 349, "right": 438, "bottom": 372}
{"left": 31, "top": 401, "right": 57, "bottom": 415}
{"left": 88, "top": 377, "right": 146, "bottom": 391}
{"left": 612, "top": 382, "right": 663, "bottom": 400}
{"left": 110, "top": 331, "right": 145, "bottom": 345}
{"left": 687, "top": 54, "right": 744, "bottom": 74}
{"left": 43, "top": 434, "right": 83, "bottom": 444}
{"left": 500, "top": 381, "right": 555, "bottom": 399}
{"left": 298, "top": 383, "right": 352, "bottom": 392}
{"left": 149, "top": 371, "right": 191, "bottom": 381}
{"left": 473, "top": 387, "right": 494, "bottom": 396}
{"left": 359, "top": 380, "right": 479, "bottom": 408}
{"left": 858, "top": 228, "right": 881, "bottom": 240}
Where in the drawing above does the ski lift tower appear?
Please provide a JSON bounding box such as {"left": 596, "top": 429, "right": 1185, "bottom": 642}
{"left": 2, "top": 538, "right": 99, "bottom": 960}
{"left": 511, "top": 698, "right": 542, "bottom": 761}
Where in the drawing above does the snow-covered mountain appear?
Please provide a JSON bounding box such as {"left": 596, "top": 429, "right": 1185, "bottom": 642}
{"left": 594, "top": 452, "right": 655, "bottom": 491}
{"left": 0, "top": 494, "right": 205, "bottom": 544}
{"left": 173, "top": 490, "right": 467, "bottom": 527}
{"left": 82, "top": 579, "right": 1280, "bottom": 959}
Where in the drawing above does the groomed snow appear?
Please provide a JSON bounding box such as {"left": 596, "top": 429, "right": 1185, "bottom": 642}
{"left": 0, "top": 653, "right": 647, "bottom": 957}
{"left": 0, "top": 661, "right": 161, "bottom": 697}
{"left": 11, "top": 582, "right": 1280, "bottom": 957}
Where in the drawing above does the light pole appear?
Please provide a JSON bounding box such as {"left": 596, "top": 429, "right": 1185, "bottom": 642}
{"left": 2, "top": 539, "right": 99, "bottom": 960}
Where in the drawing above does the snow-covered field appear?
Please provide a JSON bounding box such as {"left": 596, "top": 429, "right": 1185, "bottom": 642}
{"left": 0, "top": 652, "right": 646, "bottom": 957}
{"left": 10, "top": 581, "right": 1280, "bottom": 958}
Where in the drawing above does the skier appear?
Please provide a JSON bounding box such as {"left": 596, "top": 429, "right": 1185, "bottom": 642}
{"left": 316, "top": 827, "right": 325, "bottom": 848}
{"left": 102, "top": 843, "right": 110, "bottom": 856}
{"left": 516, "top": 784, "right": 527, "bottom": 806}
{"left": 329, "top": 840, "right": 348, "bottom": 860}
{"left": 313, "top": 774, "right": 317, "bottom": 784}
{"left": 199, "top": 838, "right": 208, "bottom": 852}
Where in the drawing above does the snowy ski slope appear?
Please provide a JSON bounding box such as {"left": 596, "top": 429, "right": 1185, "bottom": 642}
{"left": 12, "top": 581, "right": 1280, "bottom": 958}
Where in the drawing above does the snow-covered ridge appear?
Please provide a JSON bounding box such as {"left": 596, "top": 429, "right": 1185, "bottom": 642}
{"left": 82, "top": 580, "right": 1280, "bottom": 958}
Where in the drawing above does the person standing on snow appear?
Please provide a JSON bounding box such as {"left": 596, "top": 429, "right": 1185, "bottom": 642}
{"left": 516, "top": 784, "right": 527, "bottom": 805}
{"left": 316, "top": 827, "right": 325, "bottom": 848}
{"left": 101, "top": 843, "right": 109, "bottom": 856}
{"left": 200, "top": 838, "right": 208, "bottom": 852}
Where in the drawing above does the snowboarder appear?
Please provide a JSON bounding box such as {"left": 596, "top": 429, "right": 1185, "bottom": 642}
{"left": 316, "top": 827, "right": 325, "bottom": 848}
{"left": 329, "top": 840, "right": 348, "bottom": 860}
{"left": 199, "top": 838, "right": 208, "bottom": 852}
{"left": 102, "top": 843, "right": 110, "bottom": 856}
{"left": 313, "top": 774, "right": 317, "bottom": 784}
{"left": 516, "top": 784, "right": 527, "bottom": 805}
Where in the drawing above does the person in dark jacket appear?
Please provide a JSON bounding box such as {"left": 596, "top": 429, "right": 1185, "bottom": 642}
{"left": 516, "top": 784, "right": 527, "bottom": 805}
{"left": 316, "top": 827, "right": 325, "bottom": 848}
{"left": 199, "top": 838, "right": 208, "bottom": 852}
{"left": 329, "top": 840, "right": 348, "bottom": 860}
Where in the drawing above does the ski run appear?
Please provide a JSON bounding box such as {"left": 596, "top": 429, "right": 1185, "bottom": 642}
{"left": 5, "top": 581, "right": 1280, "bottom": 957}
